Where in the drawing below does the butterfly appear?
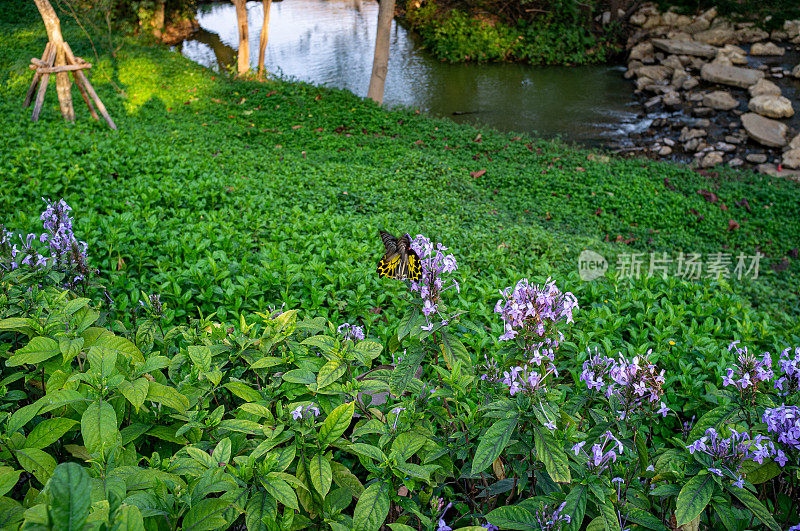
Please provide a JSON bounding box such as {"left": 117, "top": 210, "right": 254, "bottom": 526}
{"left": 376, "top": 230, "right": 422, "bottom": 281}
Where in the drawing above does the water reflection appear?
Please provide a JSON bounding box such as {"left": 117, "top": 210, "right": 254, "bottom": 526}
{"left": 178, "top": 0, "right": 641, "bottom": 145}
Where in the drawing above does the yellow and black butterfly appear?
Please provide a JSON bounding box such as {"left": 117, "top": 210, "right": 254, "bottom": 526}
{"left": 376, "top": 230, "right": 422, "bottom": 281}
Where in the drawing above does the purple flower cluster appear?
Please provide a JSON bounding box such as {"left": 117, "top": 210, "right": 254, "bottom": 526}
{"left": 291, "top": 404, "right": 320, "bottom": 421}
{"left": 722, "top": 341, "right": 773, "bottom": 394}
{"left": 494, "top": 278, "right": 577, "bottom": 352}
{"left": 775, "top": 347, "right": 800, "bottom": 397}
{"left": 580, "top": 348, "right": 668, "bottom": 419}
{"left": 409, "top": 235, "right": 459, "bottom": 331}
{"left": 531, "top": 502, "right": 572, "bottom": 530}
{"left": 337, "top": 322, "right": 365, "bottom": 342}
{"left": 686, "top": 427, "right": 752, "bottom": 488}
{"left": 572, "top": 431, "right": 624, "bottom": 474}
{"left": 1, "top": 231, "right": 48, "bottom": 270}
{"left": 752, "top": 405, "right": 799, "bottom": 467}
{"left": 499, "top": 350, "right": 558, "bottom": 397}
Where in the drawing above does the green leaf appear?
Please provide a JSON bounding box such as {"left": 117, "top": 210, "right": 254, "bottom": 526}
{"left": 388, "top": 347, "right": 424, "bottom": 396}
{"left": 223, "top": 381, "right": 262, "bottom": 402}
{"left": 743, "top": 460, "right": 781, "bottom": 485}
{"left": 563, "top": 484, "right": 587, "bottom": 531}
{"left": 689, "top": 403, "right": 739, "bottom": 440}
{"left": 47, "top": 463, "right": 90, "bottom": 531}
{"left": 92, "top": 335, "right": 144, "bottom": 364}
{"left": 348, "top": 443, "right": 386, "bottom": 463}
{"left": 396, "top": 308, "right": 419, "bottom": 341}
{"left": 317, "top": 359, "right": 347, "bottom": 389}
{"left": 145, "top": 381, "right": 189, "bottom": 413}
{"left": 24, "top": 418, "right": 77, "bottom": 449}
{"left": 59, "top": 337, "right": 84, "bottom": 365}
{"left": 110, "top": 504, "right": 145, "bottom": 531}
{"left": 533, "top": 426, "right": 570, "bottom": 483}
{"left": 625, "top": 507, "right": 669, "bottom": 531}
{"left": 282, "top": 369, "right": 316, "bottom": 385}
{"left": 212, "top": 438, "right": 232, "bottom": 465}
{"left": 245, "top": 491, "right": 277, "bottom": 531}
{"left": 439, "top": 332, "right": 472, "bottom": 372}
{"left": 727, "top": 484, "right": 780, "bottom": 531}
{"left": 7, "top": 402, "right": 40, "bottom": 434}
{"left": 36, "top": 389, "right": 90, "bottom": 414}
{"left": 393, "top": 461, "right": 431, "bottom": 482}
{"left": 598, "top": 498, "right": 621, "bottom": 531}
{"left": 486, "top": 505, "right": 537, "bottom": 530}
{"left": 675, "top": 473, "right": 715, "bottom": 526}
{"left": 182, "top": 498, "right": 232, "bottom": 531}
{"left": 81, "top": 401, "right": 119, "bottom": 455}
{"left": 353, "top": 481, "right": 390, "bottom": 531}
{"left": 118, "top": 378, "right": 150, "bottom": 412}
{"left": 350, "top": 341, "right": 382, "bottom": 363}
{"left": 0, "top": 317, "right": 33, "bottom": 331}
{"left": 309, "top": 454, "right": 332, "bottom": 498}
{"left": 7, "top": 337, "right": 60, "bottom": 367}
{"left": 261, "top": 475, "right": 299, "bottom": 510}
{"left": 87, "top": 345, "right": 118, "bottom": 378}
{"left": 471, "top": 416, "right": 517, "bottom": 475}
{"left": 331, "top": 461, "right": 364, "bottom": 498}
{"left": 250, "top": 356, "right": 284, "bottom": 369}
{"left": 218, "top": 419, "right": 262, "bottom": 434}
{"left": 14, "top": 448, "right": 56, "bottom": 485}
{"left": 319, "top": 402, "right": 355, "bottom": 448}
{"left": 188, "top": 345, "right": 212, "bottom": 372}
{"left": 302, "top": 335, "right": 337, "bottom": 354}
{"left": 390, "top": 432, "right": 426, "bottom": 462}
{"left": 0, "top": 467, "right": 22, "bottom": 497}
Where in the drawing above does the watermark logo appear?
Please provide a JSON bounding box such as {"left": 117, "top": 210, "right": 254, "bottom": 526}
{"left": 579, "top": 250, "right": 608, "bottom": 281}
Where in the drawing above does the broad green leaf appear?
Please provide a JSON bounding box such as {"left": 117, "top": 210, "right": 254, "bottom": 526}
{"left": 81, "top": 401, "right": 119, "bottom": 455}
{"left": 14, "top": 447, "right": 56, "bottom": 485}
{"left": 92, "top": 335, "right": 144, "bottom": 364}
{"left": 391, "top": 432, "right": 426, "bottom": 462}
{"left": 0, "top": 495, "right": 24, "bottom": 527}
{"left": 743, "top": 460, "right": 781, "bottom": 485}
{"left": 472, "top": 416, "right": 517, "bottom": 475}
{"left": 563, "top": 484, "right": 587, "bottom": 531}
{"left": 182, "top": 498, "right": 233, "bottom": 531}
{"left": 187, "top": 345, "right": 212, "bottom": 372}
{"left": 118, "top": 378, "right": 150, "bottom": 412}
{"left": 319, "top": 402, "right": 355, "bottom": 448}
{"left": 625, "top": 507, "right": 669, "bottom": 531}
{"left": 533, "top": 427, "right": 571, "bottom": 483}
{"left": 47, "top": 462, "right": 90, "bottom": 531}
{"left": 59, "top": 337, "right": 84, "bottom": 365}
{"left": 249, "top": 356, "right": 284, "bottom": 369}
{"left": 7, "top": 337, "right": 60, "bottom": 367}
{"left": 62, "top": 298, "right": 90, "bottom": 316}
{"left": 727, "top": 484, "right": 780, "bottom": 531}
{"left": 348, "top": 443, "right": 386, "bottom": 463}
{"left": 145, "top": 382, "right": 189, "bottom": 413}
{"left": 0, "top": 317, "right": 33, "bottom": 331}
{"left": 439, "top": 332, "right": 472, "bottom": 372}
{"left": 245, "top": 491, "right": 277, "bottom": 531}
{"left": 7, "top": 402, "right": 40, "bottom": 434}
{"left": 350, "top": 341, "right": 382, "bottom": 363}
{"left": 223, "top": 381, "right": 262, "bottom": 402}
{"left": 309, "top": 454, "right": 332, "bottom": 498}
{"left": 388, "top": 347, "right": 424, "bottom": 396}
{"left": 36, "top": 390, "right": 90, "bottom": 414}
{"left": 353, "top": 481, "right": 390, "bottom": 531}
{"left": 282, "top": 369, "right": 316, "bottom": 385}
{"left": 317, "top": 359, "right": 347, "bottom": 389}
{"left": 110, "top": 504, "right": 145, "bottom": 531}
{"left": 675, "top": 473, "right": 715, "bottom": 526}
{"left": 302, "top": 335, "right": 337, "bottom": 354}
{"left": 87, "top": 345, "right": 118, "bottom": 378}
{"left": 261, "top": 475, "right": 298, "bottom": 510}
{"left": 218, "top": 419, "right": 262, "bottom": 434}
{"left": 212, "top": 438, "right": 232, "bottom": 465}
{"left": 24, "top": 418, "right": 77, "bottom": 449}
{"left": 689, "top": 403, "right": 739, "bottom": 440}
{"left": 0, "top": 467, "right": 22, "bottom": 497}
{"left": 485, "top": 505, "right": 537, "bottom": 530}
{"left": 388, "top": 525, "right": 416, "bottom": 531}
{"left": 393, "top": 461, "right": 430, "bottom": 482}
{"left": 598, "top": 498, "right": 621, "bottom": 531}
{"left": 331, "top": 460, "right": 364, "bottom": 498}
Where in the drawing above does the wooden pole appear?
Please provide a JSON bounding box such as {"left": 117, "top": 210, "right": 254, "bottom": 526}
{"left": 31, "top": 45, "right": 57, "bottom": 122}
{"left": 257, "top": 0, "right": 271, "bottom": 79}
{"left": 24, "top": 42, "right": 51, "bottom": 107}
{"left": 33, "top": 0, "right": 74, "bottom": 121}
{"left": 367, "top": 0, "right": 396, "bottom": 104}
{"left": 62, "top": 42, "right": 116, "bottom": 130}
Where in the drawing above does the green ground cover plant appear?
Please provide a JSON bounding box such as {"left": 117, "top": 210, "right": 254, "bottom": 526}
{"left": 0, "top": 3, "right": 800, "bottom": 529}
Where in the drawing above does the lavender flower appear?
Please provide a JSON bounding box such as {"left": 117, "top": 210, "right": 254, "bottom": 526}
{"left": 580, "top": 348, "right": 666, "bottom": 419}
{"left": 530, "top": 502, "right": 571, "bottom": 530}
{"left": 686, "top": 427, "right": 752, "bottom": 487}
{"left": 499, "top": 356, "right": 558, "bottom": 396}
{"left": 337, "top": 322, "right": 365, "bottom": 342}
{"left": 291, "top": 404, "right": 321, "bottom": 421}
{"left": 722, "top": 342, "right": 773, "bottom": 396}
{"left": 573, "top": 431, "right": 624, "bottom": 474}
{"left": 775, "top": 346, "right": 800, "bottom": 397}
{"left": 494, "top": 278, "right": 577, "bottom": 352}
{"left": 753, "top": 404, "right": 799, "bottom": 468}
{"left": 409, "top": 235, "right": 459, "bottom": 331}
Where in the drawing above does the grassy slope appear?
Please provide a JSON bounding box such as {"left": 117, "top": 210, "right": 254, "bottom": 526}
{"left": 1, "top": 5, "right": 798, "bottom": 381}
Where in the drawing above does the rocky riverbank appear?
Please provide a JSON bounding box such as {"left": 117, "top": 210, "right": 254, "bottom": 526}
{"left": 623, "top": 4, "right": 800, "bottom": 180}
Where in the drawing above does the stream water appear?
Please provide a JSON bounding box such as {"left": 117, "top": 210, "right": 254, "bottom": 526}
{"left": 177, "top": 0, "right": 645, "bottom": 147}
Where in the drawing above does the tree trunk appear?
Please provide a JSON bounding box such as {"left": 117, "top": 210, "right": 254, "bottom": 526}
{"left": 257, "top": 0, "right": 272, "bottom": 79}
{"left": 367, "top": 0, "right": 395, "bottom": 104}
{"left": 34, "top": 0, "right": 74, "bottom": 121}
{"left": 153, "top": 0, "right": 166, "bottom": 39}
{"left": 232, "top": 0, "right": 249, "bottom": 76}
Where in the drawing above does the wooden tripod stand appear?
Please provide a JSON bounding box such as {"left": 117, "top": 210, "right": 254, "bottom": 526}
{"left": 25, "top": 0, "right": 116, "bottom": 129}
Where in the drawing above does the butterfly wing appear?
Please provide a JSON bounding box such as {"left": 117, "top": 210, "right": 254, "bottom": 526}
{"left": 377, "top": 231, "right": 422, "bottom": 281}
{"left": 379, "top": 230, "right": 398, "bottom": 255}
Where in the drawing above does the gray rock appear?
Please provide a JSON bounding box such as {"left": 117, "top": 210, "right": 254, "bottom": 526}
{"left": 695, "top": 24, "right": 735, "bottom": 45}
{"left": 684, "top": 138, "right": 701, "bottom": 151}
{"left": 748, "top": 95, "right": 795, "bottom": 119}
{"left": 629, "top": 41, "right": 654, "bottom": 61}
{"left": 662, "top": 137, "right": 676, "bottom": 146}
{"left": 741, "top": 112, "right": 789, "bottom": 147}
{"left": 716, "top": 44, "right": 748, "bottom": 65}
{"left": 782, "top": 148, "right": 800, "bottom": 169}
{"left": 644, "top": 95, "right": 662, "bottom": 109}
{"left": 687, "top": 92, "right": 705, "bottom": 102}
{"left": 746, "top": 153, "right": 768, "bottom": 163}
{"left": 792, "top": 65, "right": 800, "bottom": 78}
{"left": 671, "top": 68, "right": 689, "bottom": 88}
{"left": 680, "top": 127, "right": 707, "bottom": 142}
{"left": 700, "top": 151, "right": 724, "bottom": 167}
{"left": 790, "top": 133, "right": 800, "bottom": 150}
{"left": 729, "top": 157, "right": 744, "bottom": 167}
{"left": 724, "top": 135, "right": 742, "bottom": 144}
{"left": 784, "top": 19, "right": 800, "bottom": 39}
{"left": 750, "top": 42, "right": 785, "bottom": 56}
{"left": 735, "top": 27, "right": 769, "bottom": 43}
{"left": 663, "top": 91, "right": 682, "bottom": 107}
{"left": 693, "top": 106, "right": 714, "bottom": 117}
{"left": 703, "top": 90, "right": 739, "bottom": 110}
{"left": 748, "top": 79, "right": 782, "bottom": 97}
{"left": 631, "top": 13, "right": 647, "bottom": 26}
{"left": 636, "top": 65, "right": 673, "bottom": 82}
{"left": 715, "top": 142, "right": 737, "bottom": 152}
{"left": 682, "top": 77, "right": 700, "bottom": 90}
{"left": 701, "top": 62, "right": 764, "bottom": 88}
{"left": 658, "top": 145, "right": 673, "bottom": 156}
{"left": 662, "top": 55, "right": 684, "bottom": 70}
{"left": 651, "top": 38, "right": 717, "bottom": 58}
